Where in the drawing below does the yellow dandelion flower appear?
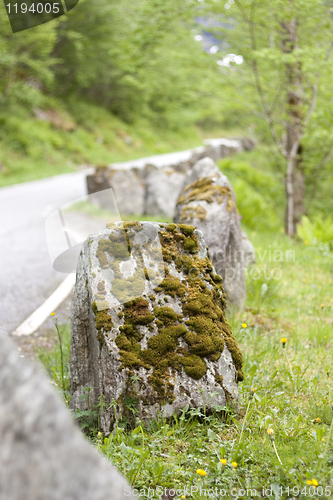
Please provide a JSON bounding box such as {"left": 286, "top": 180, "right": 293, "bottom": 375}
{"left": 241, "top": 323, "right": 247, "bottom": 328}
{"left": 267, "top": 428, "right": 275, "bottom": 441}
{"left": 281, "top": 338, "right": 287, "bottom": 345}
{"left": 312, "top": 479, "right": 319, "bottom": 486}
{"left": 321, "top": 304, "right": 324, "bottom": 308}
{"left": 314, "top": 417, "right": 322, "bottom": 424}
{"left": 196, "top": 469, "right": 206, "bottom": 477}
{"left": 231, "top": 462, "right": 238, "bottom": 468}
{"left": 307, "top": 480, "right": 313, "bottom": 485}
{"left": 51, "top": 312, "right": 55, "bottom": 316}
{"left": 322, "top": 438, "right": 325, "bottom": 442}
{"left": 220, "top": 459, "right": 227, "bottom": 465}
{"left": 181, "top": 496, "right": 185, "bottom": 499}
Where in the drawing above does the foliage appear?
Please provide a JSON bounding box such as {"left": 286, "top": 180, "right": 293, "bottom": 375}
{"left": 52, "top": 0, "right": 215, "bottom": 127}
{"left": 218, "top": 156, "right": 282, "bottom": 231}
{"left": 202, "top": 0, "right": 333, "bottom": 233}
{"left": 0, "top": 98, "right": 207, "bottom": 187}
{"left": 37, "top": 322, "right": 71, "bottom": 396}
{"left": 0, "top": 9, "right": 56, "bottom": 107}
{"left": 297, "top": 215, "right": 333, "bottom": 249}
{"left": 0, "top": 0, "right": 225, "bottom": 186}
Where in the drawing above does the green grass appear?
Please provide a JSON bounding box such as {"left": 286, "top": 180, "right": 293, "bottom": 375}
{"left": 39, "top": 227, "right": 333, "bottom": 498}
{"left": 0, "top": 98, "right": 238, "bottom": 188}
{"left": 37, "top": 321, "right": 71, "bottom": 398}
{"left": 65, "top": 201, "right": 172, "bottom": 224}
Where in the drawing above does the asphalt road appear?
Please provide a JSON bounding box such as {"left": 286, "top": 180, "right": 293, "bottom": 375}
{"left": 0, "top": 170, "right": 90, "bottom": 336}
{"left": 0, "top": 146, "right": 209, "bottom": 336}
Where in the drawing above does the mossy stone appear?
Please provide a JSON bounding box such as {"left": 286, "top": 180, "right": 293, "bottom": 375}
{"left": 89, "top": 222, "right": 243, "bottom": 410}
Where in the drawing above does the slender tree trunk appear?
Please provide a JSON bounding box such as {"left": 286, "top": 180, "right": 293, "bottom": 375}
{"left": 281, "top": 14, "right": 305, "bottom": 236}
{"left": 293, "top": 149, "right": 306, "bottom": 229}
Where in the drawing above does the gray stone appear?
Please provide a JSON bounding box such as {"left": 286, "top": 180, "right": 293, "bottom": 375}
{"left": 109, "top": 168, "right": 145, "bottom": 216}
{"left": 203, "top": 138, "right": 243, "bottom": 159}
{"left": 144, "top": 167, "right": 187, "bottom": 219}
{"left": 237, "top": 136, "right": 257, "bottom": 151}
{"left": 241, "top": 231, "right": 256, "bottom": 267}
{"left": 174, "top": 158, "right": 246, "bottom": 311}
{"left": 0, "top": 333, "right": 134, "bottom": 500}
{"left": 85, "top": 137, "right": 254, "bottom": 219}
{"left": 87, "top": 166, "right": 110, "bottom": 196}
{"left": 70, "top": 221, "right": 243, "bottom": 434}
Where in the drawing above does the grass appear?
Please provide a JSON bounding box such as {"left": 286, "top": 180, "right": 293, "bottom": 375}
{"left": 0, "top": 98, "right": 239, "bottom": 188}
{"left": 65, "top": 200, "right": 172, "bottom": 224}
{"left": 37, "top": 321, "right": 71, "bottom": 399}
{"left": 39, "top": 227, "right": 333, "bottom": 499}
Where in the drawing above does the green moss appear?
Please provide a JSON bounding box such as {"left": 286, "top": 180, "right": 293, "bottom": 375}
{"left": 183, "top": 237, "right": 198, "bottom": 253}
{"left": 116, "top": 297, "right": 154, "bottom": 370}
{"left": 156, "top": 276, "right": 186, "bottom": 298}
{"left": 178, "top": 354, "right": 207, "bottom": 379}
{"left": 124, "top": 297, "right": 155, "bottom": 325}
{"left": 166, "top": 223, "right": 177, "bottom": 232}
{"left": 96, "top": 246, "right": 108, "bottom": 268}
{"left": 154, "top": 306, "right": 183, "bottom": 325}
{"left": 95, "top": 310, "right": 113, "bottom": 331}
{"left": 181, "top": 205, "right": 207, "bottom": 222}
{"left": 158, "top": 226, "right": 199, "bottom": 263}
{"left": 177, "top": 177, "right": 235, "bottom": 212}
{"left": 91, "top": 302, "right": 114, "bottom": 350}
{"left": 178, "top": 223, "right": 195, "bottom": 236}
{"left": 92, "top": 222, "right": 243, "bottom": 402}
{"left": 111, "top": 271, "right": 146, "bottom": 303}
{"left": 144, "top": 268, "right": 156, "bottom": 281}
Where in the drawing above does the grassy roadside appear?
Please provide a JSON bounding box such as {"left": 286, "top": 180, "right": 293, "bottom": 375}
{"left": 38, "top": 228, "right": 333, "bottom": 498}
{"left": 0, "top": 99, "right": 241, "bottom": 188}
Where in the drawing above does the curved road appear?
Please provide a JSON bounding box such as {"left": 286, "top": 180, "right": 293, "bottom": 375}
{"left": 0, "top": 146, "right": 210, "bottom": 336}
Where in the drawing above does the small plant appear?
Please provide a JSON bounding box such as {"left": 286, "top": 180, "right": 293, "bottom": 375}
{"left": 297, "top": 215, "right": 333, "bottom": 248}
{"left": 37, "top": 317, "right": 70, "bottom": 398}
{"left": 246, "top": 275, "right": 280, "bottom": 312}
{"left": 51, "top": 313, "right": 65, "bottom": 391}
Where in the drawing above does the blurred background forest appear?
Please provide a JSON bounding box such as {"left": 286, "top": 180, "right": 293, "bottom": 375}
{"left": 1, "top": 0, "right": 333, "bottom": 235}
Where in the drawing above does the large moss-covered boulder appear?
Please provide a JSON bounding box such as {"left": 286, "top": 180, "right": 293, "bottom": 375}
{"left": 70, "top": 221, "right": 243, "bottom": 433}
{"left": 174, "top": 158, "right": 246, "bottom": 310}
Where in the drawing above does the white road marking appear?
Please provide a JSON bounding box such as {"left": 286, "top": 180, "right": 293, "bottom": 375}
{"left": 11, "top": 274, "right": 76, "bottom": 336}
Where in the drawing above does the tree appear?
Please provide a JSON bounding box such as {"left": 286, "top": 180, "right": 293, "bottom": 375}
{"left": 0, "top": 9, "right": 56, "bottom": 107}
{"left": 205, "top": 0, "right": 333, "bottom": 235}
{"left": 50, "top": 0, "right": 215, "bottom": 126}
